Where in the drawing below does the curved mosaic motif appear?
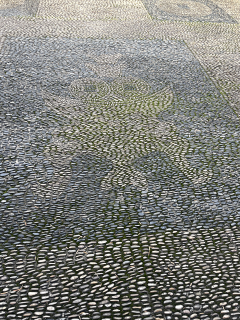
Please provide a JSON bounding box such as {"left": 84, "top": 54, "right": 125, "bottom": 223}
{"left": 142, "top": 0, "right": 237, "bottom": 23}
{"left": 39, "top": 76, "right": 212, "bottom": 198}
{"left": 0, "top": 35, "right": 240, "bottom": 320}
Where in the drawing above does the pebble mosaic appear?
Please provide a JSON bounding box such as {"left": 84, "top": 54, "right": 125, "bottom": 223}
{"left": 0, "top": 1, "right": 240, "bottom": 320}
{"left": 0, "top": 0, "right": 40, "bottom": 17}
{"left": 141, "top": 0, "right": 237, "bottom": 23}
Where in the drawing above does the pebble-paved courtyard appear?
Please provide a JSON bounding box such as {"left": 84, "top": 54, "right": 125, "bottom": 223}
{"left": 0, "top": 1, "right": 240, "bottom": 320}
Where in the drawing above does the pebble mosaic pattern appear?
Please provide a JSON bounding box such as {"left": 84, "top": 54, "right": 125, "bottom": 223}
{"left": 141, "top": 0, "right": 237, "bottom": 23}
{"left": 0, "top": 0, "right": 40, "bottom": 17}
{"left": 36, "top": 0, "right": 150, "bottom": 22}
{"left": 0, "top": 1, "right": 240, "bottom": 320}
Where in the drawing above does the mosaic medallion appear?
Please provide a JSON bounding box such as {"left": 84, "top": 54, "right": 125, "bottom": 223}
{"left": 43, "top": 75, "right": 213, "bottom": 194}
{"left": 1, "top": 38, "right": 239, "bottom": 232}
{"left": 142, "top": 0, "right": 237, "bottom": 23}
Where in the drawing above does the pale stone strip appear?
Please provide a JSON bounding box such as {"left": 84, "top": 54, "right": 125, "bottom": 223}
{"left": 36, "top": 0, "right": 151, "bottom": 21}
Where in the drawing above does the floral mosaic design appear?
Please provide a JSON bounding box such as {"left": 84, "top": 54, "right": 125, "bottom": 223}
{"left": 42, "top": 75, "right": 213, "bottom": 198}
{"left": 1, "top": 38, "right": 238, "bottom": 205}
{"left": 141, "top": 0, "right": 237, "bottom": 23}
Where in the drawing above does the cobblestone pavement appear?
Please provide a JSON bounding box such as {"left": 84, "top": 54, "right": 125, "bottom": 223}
{"left": 0, "top": 1, "right": 240, "bottom": 320}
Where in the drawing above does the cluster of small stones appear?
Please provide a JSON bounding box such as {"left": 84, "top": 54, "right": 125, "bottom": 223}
{"left": 0, "top": 1, "right": 240, "bottom": 320}
{"left": 0, "top": 229, "right": 240, "bottom": 320}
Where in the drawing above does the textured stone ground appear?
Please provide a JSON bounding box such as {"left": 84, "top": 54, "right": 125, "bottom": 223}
{"left": 0, "top": 1, "right": 240, "bottom": 320}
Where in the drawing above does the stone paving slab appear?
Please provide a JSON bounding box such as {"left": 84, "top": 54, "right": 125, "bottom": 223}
{"left": 0, "top": 1, "right": 240, "bottom": 320}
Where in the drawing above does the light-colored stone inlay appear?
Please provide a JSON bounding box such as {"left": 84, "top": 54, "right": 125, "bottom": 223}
{"left": 37, "top": 0, "right": 150, "bottom": 21}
